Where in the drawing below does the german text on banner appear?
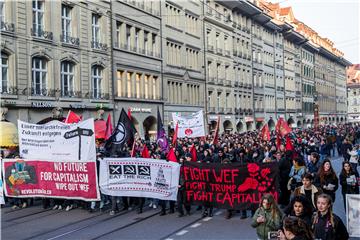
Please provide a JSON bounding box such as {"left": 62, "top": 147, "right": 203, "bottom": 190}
{"left": 2, "top": 159, "right": 100, "bottom": 201}
{"left": 18, "top": 119, "right": 96, "bottom": 161}
{"left": 183, "top": 162, "right": 279, "bottom": 210}
{"left": 172, "top": 110, "right": 205, "bottom": 138}
{"left": 99, "top": 158, "right": 180, "bottom": 201}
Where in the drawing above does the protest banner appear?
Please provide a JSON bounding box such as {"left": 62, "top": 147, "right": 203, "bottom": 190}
{"left": 2, "top": 159, "right": 100, "bottom": 201}
{"left": 99, "top": 158, "right": 180, "bottom": 201}
{"left": 0, "top": 166, "right": 4, "bottom": 204}
{"left": 18, "top": 118, "right": 96, "bottom": 161}
{"left": 183, "top": 162, "right": 279, "bottom": 210}
{"left": 346, "top": 194, "right": 360, "bottom": 237}
{"left": 172, "top": 110, "right": 205, "bottom": 138}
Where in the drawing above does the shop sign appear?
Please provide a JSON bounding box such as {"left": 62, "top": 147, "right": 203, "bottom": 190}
{"left": 31, "top": 101, "right": 53, "bottom": 108}
{"left": 130, "top": 107, "right": 152, "bottom": 113}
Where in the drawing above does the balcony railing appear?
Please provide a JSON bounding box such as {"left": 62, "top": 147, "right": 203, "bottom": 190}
{"left": 91, "top": 41, "right": 108, "bottom": 51}
{"left": 60, "top": 34, "right": 80, "bottom": 46}
{"left": 61, "top": 90, "right": 82, "bottom": 98}
{"left": 120, "top": 43, "right": 130, "bottom": 50}
{"left": 217, "top": 78, "right": 224, "bottom": 85}
{"left": 225, "top": 108, "right": 232, "bottom": 114}
{"left": 208, "top": 77, "right": 215, "bottom": 84}
{"left": 0, "top": 86, "right": 18, "bottom": 95}
{"left": 233, "top": 50, "right": 238, "bottom": 56}
{"left": 1, "top": 21, "right": 15, "bottom": 32}
{"left": 218, "top": 107, "right": 224, "bottom": 113}
{"left": 91, "top": 91, "right": 110, "bottom": 100}
{"left": 31, "top": 28, "right": 53, "bottom": 41}
{"left": 217, "top": 48, "right": 223, "bottom": 54}
{"left": 225, "top": 80, "right": 232, "bottom": 86}
{"left": 208, "top": 107, "right": 216, "bottom": 113}
{"left": 224, "top": 50, "right": 231, "bottom": 56}
{"left": 31, "top": 87, "right": 56, "bottom": 97}
{"left": 208, "top": 45, "right": 214, "bottom": 52}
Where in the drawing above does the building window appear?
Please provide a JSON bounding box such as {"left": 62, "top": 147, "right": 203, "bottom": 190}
{"left": 61, "top": 61, "right": 75, "bottom": 97}
{"left": 0, "top": 0, "right": 4, "bottom": 23}
{"left": 127, "top": 71, "right": 132, "bottom": 98}
{"left": 92, "top": 66, "right": 102, "bottom": 99}
{"left": 135, "top": 28, "right": 140, "bottom": 52}
{"left": 144, "top": 75, "right": 149, "bottom": 99}
{"left": 32, "top": 0, "right": 44, "bottom": 36}
{"left": 126, "top": 25, "right": 131, "bottom": 49}
{"left": 144, "top": 31, "right": 149, "bottom": 54}
{"left": 32, "top": 57, "right": 47, "bottom": 95}
{"left": 152, "top": 76, "right": 157, "bottom": 99}
{"left": 117, "top": 70, "right": 124, "bottom": 97}
{"left": 1, "top": 52, "right": 8, "bottom": 93}
{"left": 61, "top": 4, "right": 71, "bottom": 42}
{"left": 91, "top": 14, "right": 100, "bottom": 43}
{"left": 136, "top": 73, "right": 141, "bottom": 98}
{"left": 217, "top": 93, "right": 221, "bottom": 110}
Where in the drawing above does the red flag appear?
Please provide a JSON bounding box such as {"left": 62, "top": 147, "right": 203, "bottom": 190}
{"left": 172, "top": 122, "right": 178, "bottom": 147}
{"left": 65, "top": 110, "right": 82, "bottom": 123}
{"left": 130, "top": 141, "right": 136, "bottom": 157}
{"left": 190, "top": 144, "right": 197, "bottom": 162}
{"left": 275, "top": 118, "right": 291, "bottom": 137}
{"left": 260, "top": 124, "right": 270, "bottom": 141}
{"left": 285, "top": 136, "right": 295, "bottom": 151}
{"left": 141, "top": 144, "right": 150, "bottom": 158}
{"left": 166, "top": 148, "right": 177, "bottom": 163}
{"left": 212, "top": 116, "right": 220, "bottom": 145}
{"left": 105, "top": 114, "right": 113, "bottom": 140}
{"left": 127, "top": 108, "right": 132, "bottom": 121}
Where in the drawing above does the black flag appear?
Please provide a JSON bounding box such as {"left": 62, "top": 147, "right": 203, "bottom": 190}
{"left": 105, "top": 108, "right": 136, "bottom": 156}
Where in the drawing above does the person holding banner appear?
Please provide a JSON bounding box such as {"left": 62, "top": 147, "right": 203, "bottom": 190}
{"left": 177, "top": 154, "right": 191, "bottom": 217}
{"left": 251, "top": 194, "right": 283, "bottom": 240}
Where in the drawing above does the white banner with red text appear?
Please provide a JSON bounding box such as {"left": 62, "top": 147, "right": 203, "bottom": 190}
{"left": 172, "top": 110, "right": 205, "bottom": 138}
{"left": 99, "top": 158, "right": 180, "bottom": 201}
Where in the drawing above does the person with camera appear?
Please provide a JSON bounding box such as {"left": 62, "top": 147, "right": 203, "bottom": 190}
{"left": 251, "top": 194, "right": 283, "bottom": 240}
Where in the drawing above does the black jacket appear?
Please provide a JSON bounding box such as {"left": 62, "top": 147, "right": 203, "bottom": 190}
{"left": 312, "top": 212, "right": 349, "bottom": 240}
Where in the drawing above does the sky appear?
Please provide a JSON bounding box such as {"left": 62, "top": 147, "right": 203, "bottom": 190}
{"left": 269, "top": 0, "right": 360, "bottom": 64}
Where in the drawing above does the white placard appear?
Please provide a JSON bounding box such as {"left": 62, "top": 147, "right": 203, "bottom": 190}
{"left": 172, "top": 110, "right": 205, "bottom": 138}
{"left": 346, "top": 194, "right": 360, "bottom": 237}
{"left": 18, "top": 119, "right": 96, "bottom": 162}
{"left": 99, "top": 158, "right": 180, "bottom": 201}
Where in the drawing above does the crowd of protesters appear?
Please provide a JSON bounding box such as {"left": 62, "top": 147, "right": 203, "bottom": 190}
{"left": 2, "top": 122, "right": 360, "bottom": 240}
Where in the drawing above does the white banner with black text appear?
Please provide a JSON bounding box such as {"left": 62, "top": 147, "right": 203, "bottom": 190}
{"left": 99, "top": 158, "right": 180, "bottom": 201}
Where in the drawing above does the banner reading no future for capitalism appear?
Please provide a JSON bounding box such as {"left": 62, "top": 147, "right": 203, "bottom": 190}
{"left": 183, "top": 162, "right": 279, "bottom": 210}
{"left": 99, "top": 158, "right": 180, "bottom": 201}
{"left": 18, "top": 119, "right": 96, "bottom": 161}
{"left": 2, "top": 159, "right": 100, "bottom": 201}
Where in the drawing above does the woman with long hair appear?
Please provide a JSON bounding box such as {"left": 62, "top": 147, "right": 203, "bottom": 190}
{"left": 312, "top": 193, "right": 349, "bottom": 240}
{"left": 251, "top": 194, "right": 283, "bottom": 240}
{"left": 284, "top": 195, "right": 313, "bottom": 225}
{"left": 314, "top": 159, "right": 339, "bottom": 202}
{"left": 339, "top": 161, "right": 359, "bottom": 210}
{"left": 278, "top": 216, "right": 313, "bottom": 240}
{"left": 288, "top": 157, "right": 306, "bottom": 191}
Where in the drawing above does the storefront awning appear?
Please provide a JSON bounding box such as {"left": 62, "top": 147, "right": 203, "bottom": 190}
{"left": 0, "top": 121, "right": 18, "bottom": 147}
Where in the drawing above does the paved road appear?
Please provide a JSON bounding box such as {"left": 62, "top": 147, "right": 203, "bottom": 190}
{"left": 1, "top": 155, "right": 359, "bottom": 240}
